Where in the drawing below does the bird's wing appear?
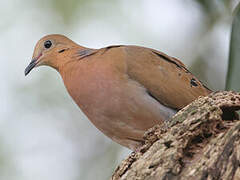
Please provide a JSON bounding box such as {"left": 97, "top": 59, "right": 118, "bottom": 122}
{"left": 121, "top": 46, "right": 212, "bottom": 109}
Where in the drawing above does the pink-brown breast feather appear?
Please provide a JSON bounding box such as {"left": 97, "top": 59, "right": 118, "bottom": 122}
{"left": 59, "top": 47, "right": 177, "bottom": 148}
{"left": 59, "top": 48, "right": 151, "bottom": 140}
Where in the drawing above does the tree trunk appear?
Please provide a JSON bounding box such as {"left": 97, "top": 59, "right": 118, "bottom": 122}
{"left": 112, "top": 91, "right": 240, "bottom": 180}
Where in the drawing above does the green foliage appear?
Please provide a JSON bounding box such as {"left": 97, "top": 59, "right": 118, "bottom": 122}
{"left": 226, "top": 3, "right": 240, "bottom": 91}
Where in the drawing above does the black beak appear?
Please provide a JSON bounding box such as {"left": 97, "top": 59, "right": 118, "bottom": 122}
{"left": 24, "top": 58, "right": 38, "bottom": 76}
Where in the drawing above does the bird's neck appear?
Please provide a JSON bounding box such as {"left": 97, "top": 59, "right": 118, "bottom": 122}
{"left": 55, "top": 46, "right": 90, "bottom": 72}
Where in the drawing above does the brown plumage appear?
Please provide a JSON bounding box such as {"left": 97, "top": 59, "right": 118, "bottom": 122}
{"left": 25, "top": 34, "right": 211, "bottom": 150}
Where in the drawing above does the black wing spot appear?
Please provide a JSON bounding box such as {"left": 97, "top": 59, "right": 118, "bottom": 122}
{"left": 190, "top": 78, "right": 198, "bottom": 87}
{"left": 106, "top": 45, "right": 122, "bottom": 49}
{"left": 58, "top": 49, "right": 65, "bottom": 53}
{"left": 58, "top": 48, "right": 69, "bottom": 53}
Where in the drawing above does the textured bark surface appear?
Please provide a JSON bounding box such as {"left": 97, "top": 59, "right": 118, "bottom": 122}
{"left": 112, "top": 91, "right": 240, "bottom": 180}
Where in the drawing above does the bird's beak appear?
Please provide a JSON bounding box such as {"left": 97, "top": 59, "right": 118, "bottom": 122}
{"left": 25, "top": 53, "right": 43, "bottom": 76}
{"left": 24, "top": 58, "right": 38, "bottom": 76}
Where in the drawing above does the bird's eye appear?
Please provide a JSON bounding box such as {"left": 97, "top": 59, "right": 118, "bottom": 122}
{"left": 44, "top": 40, "right": 52, "bottom": 49}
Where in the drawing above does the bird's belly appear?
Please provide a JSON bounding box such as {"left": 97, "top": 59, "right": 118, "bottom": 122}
{"left": 63, "top": 69, "right": 176, "bottom": 149}
{"left": 93, "top": 85, "right": 176, "bottom": 149}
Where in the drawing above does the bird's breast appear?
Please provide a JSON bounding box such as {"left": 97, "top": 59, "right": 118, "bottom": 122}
{"left": 59, "top": 60, "right": 176, "bottom": 149}
{"left": 60, "top": 60, "right": 127, "bottom": 119}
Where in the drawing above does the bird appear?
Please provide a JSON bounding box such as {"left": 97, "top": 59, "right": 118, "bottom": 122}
{"left": 25, "top": 34, "right": 211, "bottom": 150}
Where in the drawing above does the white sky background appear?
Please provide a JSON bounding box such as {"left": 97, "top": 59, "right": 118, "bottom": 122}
{"left": 0, "top": 0, "right": 234, "bottom": 180}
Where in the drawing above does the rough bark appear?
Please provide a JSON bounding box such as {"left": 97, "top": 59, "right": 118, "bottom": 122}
{"left": 112, "top": 91, "right": 240, "bottom": 180}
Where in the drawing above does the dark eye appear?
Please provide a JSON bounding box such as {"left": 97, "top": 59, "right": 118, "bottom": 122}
{"left": 44, "top": 40, "right": 52, "bottom": 49}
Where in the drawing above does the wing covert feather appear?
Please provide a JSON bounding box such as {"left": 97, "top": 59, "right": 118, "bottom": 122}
{"left": 123, "top": 46, "right": 211, "bottom": 109}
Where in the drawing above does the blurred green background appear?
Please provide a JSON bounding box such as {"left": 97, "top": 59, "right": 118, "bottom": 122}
{"left": 0, "top": 0, "right": 238, "bottom": 180}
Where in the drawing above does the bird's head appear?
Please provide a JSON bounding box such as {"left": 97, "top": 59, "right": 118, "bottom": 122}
{"left": 25, "top": 34, "right": 78, "bottom": 76}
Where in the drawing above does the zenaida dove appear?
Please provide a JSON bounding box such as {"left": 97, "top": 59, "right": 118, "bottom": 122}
{"left": 25, "top": 34, "right": 211, "bottom": 150}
